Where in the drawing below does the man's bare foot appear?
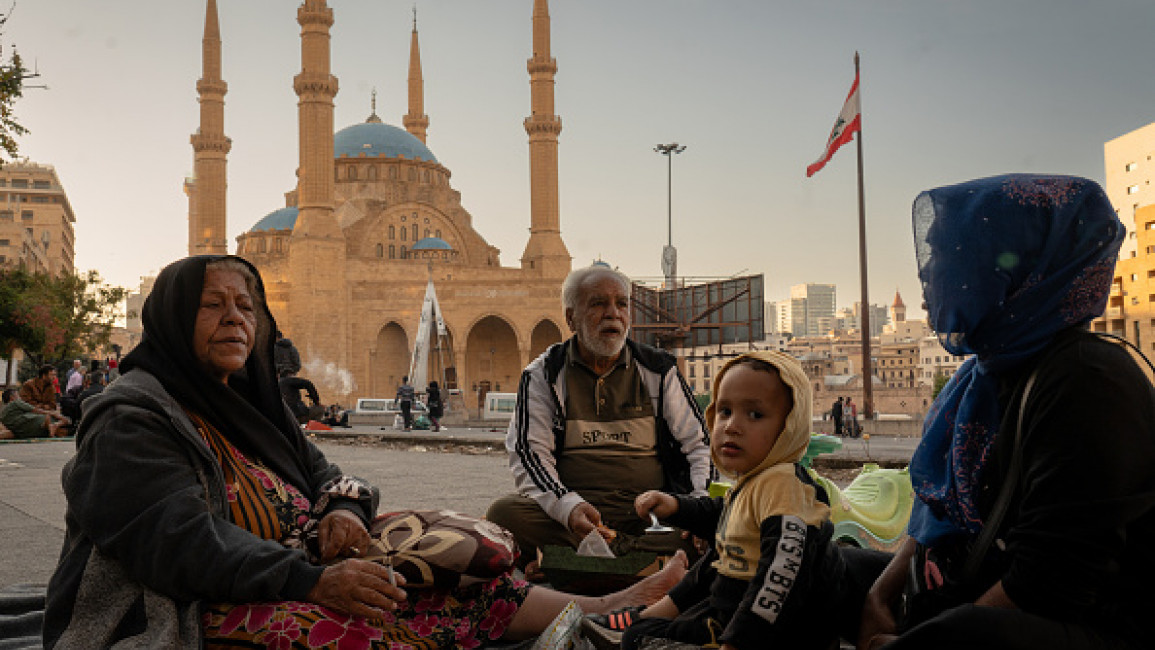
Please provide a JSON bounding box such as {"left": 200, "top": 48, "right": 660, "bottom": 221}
{"left": 602, "top": 550, "right": 688, "bottom": 611}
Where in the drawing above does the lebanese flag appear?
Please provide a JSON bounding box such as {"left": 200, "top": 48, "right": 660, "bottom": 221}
{"left": 806, "top": 71, "right": 861, "bottom": 178}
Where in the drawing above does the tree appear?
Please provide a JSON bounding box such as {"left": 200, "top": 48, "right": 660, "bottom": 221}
{"left": 0, "top": 4, "right": 35, "bottom": 162}
{"left": 931, "top": 372, "right": 951, "bottom": 400}
{"left": 0, "top": 268, "right": 128, "bottom": 370}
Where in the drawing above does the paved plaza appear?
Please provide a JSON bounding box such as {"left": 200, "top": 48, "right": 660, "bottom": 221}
{"left": 0, "top": 425, "right": 918, "bottom": 590}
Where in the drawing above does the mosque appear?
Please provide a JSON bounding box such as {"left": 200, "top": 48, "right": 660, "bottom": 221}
{"left": 185, "top": 0, "right": 572, "bottom": 404}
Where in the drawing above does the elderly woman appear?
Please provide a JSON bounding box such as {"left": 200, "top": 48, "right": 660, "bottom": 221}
{"left": 857, "top": 175, "right": 1155, "bottom": 650}
{"left": 43, "top": 256, "right": 684, "bottom": 649}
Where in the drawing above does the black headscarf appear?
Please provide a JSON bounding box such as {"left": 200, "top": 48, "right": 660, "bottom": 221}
{"left": 121, "top": 255, "right": 313, "bottom": 494}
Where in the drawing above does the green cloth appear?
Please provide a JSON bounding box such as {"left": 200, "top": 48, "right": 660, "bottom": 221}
{"left": 0, "top": 399, "right": 48, "bottom": 439}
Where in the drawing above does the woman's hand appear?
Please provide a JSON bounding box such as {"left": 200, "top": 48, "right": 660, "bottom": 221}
{"left": 634, "top": 490, "right": 678, "bottom": 520}
{"left": 856, "top": 538, "right": 914, "bottom": 650}
{"left": 306, "top": 559, "right": 407, "bottom": 619}
{"left": 317, "top": 509, "right": 371, "bottom": 562}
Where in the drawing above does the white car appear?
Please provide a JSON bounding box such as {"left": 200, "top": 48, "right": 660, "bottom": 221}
{"left": 346, "top": 397, "right": 428, "bottom": 427}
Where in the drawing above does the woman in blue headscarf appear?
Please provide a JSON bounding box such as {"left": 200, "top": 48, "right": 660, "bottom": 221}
{"left": 857, "top": 175, "right": 1155, "bottom": 650}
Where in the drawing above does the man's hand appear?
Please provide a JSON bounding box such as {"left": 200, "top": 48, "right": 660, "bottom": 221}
{"left": 317, "top": 509, "right": 372, "bottom": 562}
{"left": 567, "top": 502, "right": 604, "bottom": 538}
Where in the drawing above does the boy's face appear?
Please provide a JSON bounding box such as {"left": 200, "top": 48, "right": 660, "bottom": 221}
{"left": 711, "top": 364, "right": 791, "bottom": 476}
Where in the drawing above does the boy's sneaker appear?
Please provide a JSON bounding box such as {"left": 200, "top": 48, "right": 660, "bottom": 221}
{"left": 585, "top": 605, "right": 644, "bottom": 631}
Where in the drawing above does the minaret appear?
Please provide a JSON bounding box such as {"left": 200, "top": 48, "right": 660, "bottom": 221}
{"left": 521, "top": 0, "right": 571, "bottom": 276}
{"left": 188, "top": 0, "right": 231, "bottom": 255}
{"left": 403, "top": 8, "right": 429, "bottom": 143}
{"left": 286, "top": 0, "right": 348, "bottom": 388}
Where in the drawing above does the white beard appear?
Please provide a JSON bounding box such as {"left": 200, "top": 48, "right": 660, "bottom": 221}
{"left": 578, "top": 322, "right": 626, "bottom": 360}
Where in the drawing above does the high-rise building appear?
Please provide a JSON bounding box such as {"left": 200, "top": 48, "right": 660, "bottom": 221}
{"left": 1104, "top": 122, "right": 1155, "bottom": 260}
{"left": 0, "top": 162, "right": 75, "bottom": 276}
{"left": 788, "top": 283, "right": 836, "bottom": 337}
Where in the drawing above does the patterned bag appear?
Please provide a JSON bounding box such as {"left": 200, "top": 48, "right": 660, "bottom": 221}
{"left": 363, "top": 509, "right": 519, "bottom": 589}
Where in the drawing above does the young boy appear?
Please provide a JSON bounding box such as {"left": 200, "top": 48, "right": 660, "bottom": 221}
{"left": 619, "top": 350, "right": 857, "bottom": 650}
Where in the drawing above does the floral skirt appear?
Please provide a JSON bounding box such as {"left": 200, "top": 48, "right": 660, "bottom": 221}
{"left": 203, "top": 574, "right": 530, "bottom": 650}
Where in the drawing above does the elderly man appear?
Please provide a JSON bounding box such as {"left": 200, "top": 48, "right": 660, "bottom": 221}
{"left": 487, "top": 264, "right": 711, "bottom": 565}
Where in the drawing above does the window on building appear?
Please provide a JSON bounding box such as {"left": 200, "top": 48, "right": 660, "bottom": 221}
{"left": 400, "top": 227, "right": 406, "bottom": 241}
{"left": 423, "top": 170, "right": 430, "bottom": 182}
{"left": 274, "top": 238, "right": 283, "bottom": 253}
{"left": 1126, "top": 162, "right": 1139, "bottom": 172}
{"left": 408, "top": 168, "right": 416, "bottom": 181}
{"left": 424, "top": 228, "right": 430, "bottom": 239}
{"left": 21, "top": 210, "right": 32, "bottom": 220}
{"left": 388, "top": 225, "right": 395, "bottom": 239}
{"left": 33, "top": 180, "right": 50, "bottom": 189}
{"left": 32, "top": 196, "right": 48, "bottom": 203}
{"left": 400, "top": 246, "right": 407, "bottom": 259}
{"left": 1127, "top": 184, "right": 1140, "bottom": 195}
{"left": 389, "top": 166, "right": 397, "bottom": 179}
{"left": 0, "top": 210, "right": 11, "bottom": 221}
{"left": 688, "top": 365, "right": 695, "bottom": 378}
{"left": 389, "top": 245, "right": 396, "bottom": 259}
{"left": 10, "top": 179, "right": 27, "bottom": 188}
{"left": 376, "top": 243, "right": 383, "bottom": 258}
{"left": 1132, "top": 273, "right": 1139, "bottom": 282}
{"left": 411, "top": 224, "right": 418, "bottom": 241}
{"left": 0, "top": 238, "right": 8, "bottom": 246}
{"left": 368, "top": 166, "right": 378, "bottom": 181}
{"left": 435, "top": 229, "right": 441, "bottom": 239}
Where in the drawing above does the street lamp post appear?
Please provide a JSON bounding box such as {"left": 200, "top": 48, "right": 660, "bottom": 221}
{"left": 654, "top": 143, "right": 686, "bottom": 289}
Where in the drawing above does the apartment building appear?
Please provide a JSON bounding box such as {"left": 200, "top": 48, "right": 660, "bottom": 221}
{"left": 0, "top": 162, "right": 76, "bottom": 275}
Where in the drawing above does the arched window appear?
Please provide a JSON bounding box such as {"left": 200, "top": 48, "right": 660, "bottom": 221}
{"left": 424, "top": 228, "right": 430, "bottom": 239}
{"left": 389, "top": 165, "right": 398, "bottom": 179}
{"left": 375, "top": 243, "right": 383, "bottom": 258}
{"left": 388, "top": 225, "right": 395, "bottom": 240}
{"left": 411, "top": 224, "right": 418, "bottom": 241}
{"left": 423, "top": 170, "right": 430, "bottom": 182}
{"left": 408, "top": 168, "right": 417, "bottom": 181}
{"left": 400, "top": 246, "right": 407, "bottom": 259}
{"left": 274, "top": 238, "right": 283, "bottom": 253}
{"left": 400, "top": 227, "right": 407, "bottom": 242}
{"left": 389, "top": 245, "right": 396, "bottom": 259}
{"left": 258, "top": 238, "right": 267, "bottom": 253}
{"left": 368, "top": 166, "right": 378, "bottom": 181}
{"left": 347, "top": 166, "right": 357, "bottom": 180}
{"left": 435, "top": 229, "right": 441, "bottom": 239}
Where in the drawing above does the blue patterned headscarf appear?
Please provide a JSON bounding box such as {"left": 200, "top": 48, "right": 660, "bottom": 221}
{"left": 907, "top": 174, "right": 1123, "bottom": 546}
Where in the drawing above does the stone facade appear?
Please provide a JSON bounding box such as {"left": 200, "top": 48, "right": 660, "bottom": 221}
{"left": 191, "top": 0, "right": 572, "bottom": 403}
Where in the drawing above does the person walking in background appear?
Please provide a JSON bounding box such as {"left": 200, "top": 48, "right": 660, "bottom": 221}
{"left": 846, "top": 397, "right": 859, "bottom": 437}
{"left": 830, "top": 396, "right": 844, "bottom": 436}
{"left": 426, "top": 381, "right": 444, "bottom": 432}
{"left": 395, "top": 375, "right": 415, "bottom": 431}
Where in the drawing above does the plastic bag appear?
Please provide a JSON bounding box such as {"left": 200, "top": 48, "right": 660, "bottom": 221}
{"left": 576, "top": 529, "right": 615, "bottom": 558}
{"left": 533, "top": 600, "right": 593, "bottom": 650}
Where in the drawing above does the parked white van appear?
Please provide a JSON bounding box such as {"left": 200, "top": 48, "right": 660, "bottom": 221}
{"left": 482, "top": 392, "right": 517, "bottom": 421}
{"left": 347, "top": 398, "right": 428, "bottom": 427}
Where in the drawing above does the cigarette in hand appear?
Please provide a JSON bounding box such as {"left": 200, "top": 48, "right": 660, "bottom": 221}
{"left": 385, "top": 561, "right": 397, "bottom": 587}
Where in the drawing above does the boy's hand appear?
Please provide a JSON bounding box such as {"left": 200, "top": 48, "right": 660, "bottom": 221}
{"left": 634, "top": 490, "right": 678, "bottom": 520}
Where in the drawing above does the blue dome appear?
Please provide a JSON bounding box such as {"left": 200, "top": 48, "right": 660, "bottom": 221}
{"left": 250, "top": 206, "right": 298, "bottom": 232}
{"left": 412, "top": 237, "right": 452, "bottom": 251}
{"left": 334, "top": 122, "right": 438, "bottom": 163}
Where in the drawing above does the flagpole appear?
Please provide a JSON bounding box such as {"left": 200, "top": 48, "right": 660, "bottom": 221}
{"left": 854, "top": 51, "right": 874, "bottom": 419}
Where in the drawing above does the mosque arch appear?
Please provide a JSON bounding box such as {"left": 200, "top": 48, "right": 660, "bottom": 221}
{"left": 463, "top": 315, "right": 520, "bottom": 404}
{"left": 529, "top": 318, "right": 564, "bottom": 359}
{"left": 372, "top": 321, "right": 410, "bottom": 398}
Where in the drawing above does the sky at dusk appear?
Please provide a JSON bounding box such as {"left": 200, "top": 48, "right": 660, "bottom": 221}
{"left": 8, "top": 0, "right": 1155, "bottom": 318}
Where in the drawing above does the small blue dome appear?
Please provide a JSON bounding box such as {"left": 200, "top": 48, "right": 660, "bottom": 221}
{"left": 334, "top": 122, "right": 438, "bottom": 163}
{"left": 412, "top": 237, "right": 453, "bottom": 251}
{"left": 250, "top": 206, "right": 298, "bottom": 232}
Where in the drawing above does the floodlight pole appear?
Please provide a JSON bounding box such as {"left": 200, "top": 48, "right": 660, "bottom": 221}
{"left": 654, "top": 143, "right": 686, "bottom": 288}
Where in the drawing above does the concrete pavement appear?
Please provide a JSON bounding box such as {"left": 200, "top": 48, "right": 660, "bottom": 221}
{"left": 0, "top": 425, "right": 918, "bottom": 590}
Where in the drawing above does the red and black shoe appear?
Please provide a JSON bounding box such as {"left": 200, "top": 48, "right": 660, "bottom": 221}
{"left": 586, "top": 605, "right": 645, "bottom": 631}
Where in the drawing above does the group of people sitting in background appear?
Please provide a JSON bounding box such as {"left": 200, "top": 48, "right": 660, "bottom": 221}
{"left": 0, "top": 357, "right": 120, "bottom": 440}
